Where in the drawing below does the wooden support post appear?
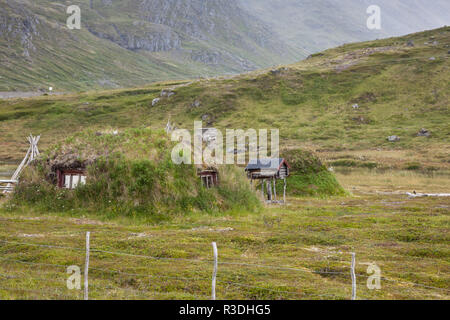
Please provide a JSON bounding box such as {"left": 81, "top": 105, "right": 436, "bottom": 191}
{"left": 211, "top": 242, "right": 218, "bottom": 300}
{"left": 84, "top": 232, "right": 90, "bottom": 301}
{"left": 3, "top": 134, "right": 40, "bottom": 194}
{"left": 261, "top": 179, "right": 264, "bottom": 198}
{"left": 267, "top": 179, "right": 272, "bottom": 201}
{"left": 273, "top": 178, "right": 277, "bottom": 202}
{"left": 351, "top": 252, "right": 356, "bottom": 300}
{"left": 283, "top": 178, "right": 287, "bottom": 204}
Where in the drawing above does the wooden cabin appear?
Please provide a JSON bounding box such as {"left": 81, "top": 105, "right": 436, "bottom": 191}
{"left": 197, "top": 167, "right": 219, "bottom": 188}
{"left": 245, "top": 158, "right": 290, "bottom": 203}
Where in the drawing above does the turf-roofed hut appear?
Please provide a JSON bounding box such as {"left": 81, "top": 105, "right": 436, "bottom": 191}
{"left": 11, "top": 128, "right": 260, "bottom": 218}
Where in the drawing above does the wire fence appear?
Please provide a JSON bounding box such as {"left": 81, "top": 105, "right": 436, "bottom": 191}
{"left": 0, "top": 235, "right": 448, "bottom": 300}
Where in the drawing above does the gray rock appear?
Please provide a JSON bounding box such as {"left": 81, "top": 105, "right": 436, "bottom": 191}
{"left": 152, "top": 98, "right": 160, "bottom": 106}
{"left": 387, "top": 135, "right": 400, "bottom": 142}
{"left": 161, "top": 89, "right": 175, "bottom": 97}
{"left": 417, "top": 128, "right": 431, "bottom": 137}
{"left": 406, "top": 40, "right": 414, "bottom": 47}
{"left": 192, "top": 100, "right": 201, "bottom": 108}
{"left": 352, "top": 104, "right": 360, "bottom": 109}
{"left": 270, "top": 67, "right": 288, "bottom": 76}
{"left": 429, "top": 57, "right": 436, "bottom": 61}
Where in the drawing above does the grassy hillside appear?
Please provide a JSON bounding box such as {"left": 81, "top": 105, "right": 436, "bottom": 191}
{"left": 0, "top": 28, "right": 449, "bottom": 173}
{"left": 0, "top": 0, "right": 300, "bottom": 91}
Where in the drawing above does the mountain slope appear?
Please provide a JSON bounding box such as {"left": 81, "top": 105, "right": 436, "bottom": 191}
{"left": 239, "top": 0, "right": 450, "bottom": 54}
{"left": 1, "top": 0, "right": 449, "bottom": 92}
{"left": 0, "top": 0, "right": 300, "bottom": 91}
{"left": 0, "top": 27, "right": 449, "bottom": 171}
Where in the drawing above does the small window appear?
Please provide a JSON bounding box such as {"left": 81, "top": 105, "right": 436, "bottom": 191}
{"left": 63, "top": 173, "right": 86, "bottom": 189}
{"left": 64, "top": 174, "right": 71, "bottom": 189}
{"left": 202, "top": 176, "right": 212, "bottom": 188}
{"left": 198, "top": 170, "right": 219, "bottom": 189}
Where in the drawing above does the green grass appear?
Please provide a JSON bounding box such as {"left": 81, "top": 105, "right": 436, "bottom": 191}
{"left": 0, "top": 184, "right": 448, "bottom": 300}
{"left": 0, "top": 28, "right": 448, "bottom": 172}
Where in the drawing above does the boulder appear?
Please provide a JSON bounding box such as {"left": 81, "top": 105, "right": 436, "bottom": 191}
{"left": 417, "top": 128, "right": 431, "bottom": 137}
{"left": 192, "top": 100, "right": 201, "bottom": 108}
{"left": 387, "top": 135, "right": 400, "bottom": 142}
{"left": 352, "top": 104, "right": 360, "bottom": 109}
{"left": 406, "top": 40, "right": 414, "bottom": 47}
{"left": 161, "top": 89, "right": 175, "bottom": 97}
{"left": 152, "top": 98, "right": 160, "bottom": 106}
{"left": 270, "top": 67, "right": 288, "bottom": 76}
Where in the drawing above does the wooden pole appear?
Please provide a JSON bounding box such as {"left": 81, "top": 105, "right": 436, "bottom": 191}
{"left": 261, "top": 179, "right": 264, "bottom": 198}
{"left": 283, "top": 178, "right": 287, "bottom": 204}
{"left": 267, "top": 180, "right": 272, "bottom": 201}
{"left": 351, "top": 252, "right": 356, "bottom": 300}
{"left": 84, "top": 232, "right": 90, "bottom": 300}
{"left": 273, "top": 178, "right": 277, "bottom": 202}
{"left": 211, "top": 242, "right": 218, "bottom": 300}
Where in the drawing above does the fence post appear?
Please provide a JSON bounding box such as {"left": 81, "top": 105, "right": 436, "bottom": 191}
{"left": 84, "top": 232, "right": 90, "bottom": 300}
{"left": 211, "top": 242, "right": 218, "bottom": 300}
{"left": 351, "top": 252, "right": 356, "bottom": 300}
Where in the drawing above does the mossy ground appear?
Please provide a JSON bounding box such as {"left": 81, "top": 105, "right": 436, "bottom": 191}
{"left": 0, "top": 28, "right": 448, "bottom": 300}
{"left": 0, "top": 169, "right": 448, "bottom": 300}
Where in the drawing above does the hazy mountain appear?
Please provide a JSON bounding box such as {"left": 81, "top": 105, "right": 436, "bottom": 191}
{"left": 0, "top": 0, "right": 449, "bottom": 91}
{"left": 240, "top": 0, "right": 450, "bottom": 54}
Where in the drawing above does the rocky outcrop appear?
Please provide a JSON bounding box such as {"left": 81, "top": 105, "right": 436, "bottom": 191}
{"left": 0, "top": 1, "right": 41, "bottom": 58}
{"left": 88, "top": 0, "right": 287, "bottom": 60}
{"left": 89, "top": 21, "right": 181, "bottom": 52}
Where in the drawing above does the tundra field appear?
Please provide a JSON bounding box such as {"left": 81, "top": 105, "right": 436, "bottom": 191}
{"left": 0, "top": 28, "right": 449, "bottom": 300}
{"left": 0, "top": 167, "right": 448, "bottom": 300}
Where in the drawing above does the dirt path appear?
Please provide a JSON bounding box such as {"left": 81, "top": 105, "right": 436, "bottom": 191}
{"left": 0, "top": 92, "right": 64, "bottom": 99}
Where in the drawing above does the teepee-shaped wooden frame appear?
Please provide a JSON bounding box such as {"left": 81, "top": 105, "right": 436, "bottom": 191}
{"left": 1, "top": 134, "right": 40, "bottom": 194}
